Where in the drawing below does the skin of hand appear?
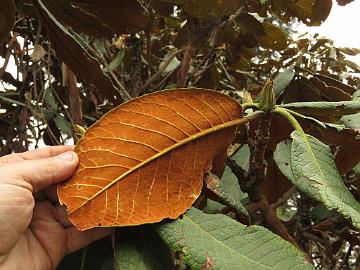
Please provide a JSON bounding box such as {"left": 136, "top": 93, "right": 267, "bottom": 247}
{"left": 0, "top": 146, "right": 114, "bottom": 270}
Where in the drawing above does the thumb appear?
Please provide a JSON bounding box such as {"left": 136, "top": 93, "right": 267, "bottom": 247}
{"left": 6, "top": 151, "right": 79, "bottom": 193}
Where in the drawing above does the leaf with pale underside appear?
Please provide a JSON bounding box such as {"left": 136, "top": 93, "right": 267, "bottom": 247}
{"left": 155, "top": 207, "right": 314, "bottom": 270}
{"left": 290, "top": 131, "right": 360, "bottom": 229}
{"left": 58, "top": 89, "right": 249, "bottom": 230}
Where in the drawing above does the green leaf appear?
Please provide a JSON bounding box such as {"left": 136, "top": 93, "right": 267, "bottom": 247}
{"left": 232, "top": 144, "right": 251, "bottom": 172}
{"left": 156, "top": 207, "right": 314, "bottom": 270}
{"left": 274, "top": 140, "right": 295, "bottom": 182}
{"left": 281, "top": 101, "right": 360, "bottom": 116}
{"left": 204, "top": 165, "right": 248, "bottom": 214}
{"left": 340, "top": 90, "right": 360, "bottom": 131}
{"left": 290, "top": 131, "right": 360, "bottom": 229}
{"left": 273, "top": 68, "right": 295, "bottom": 98}
{"left": 205, "top": 144, "right": 249, "bottom": 213}
{"left": 108, "top": 50, "right": 125, "bottom": 71}
{"left": 54, "top": 115, "right": 73, "bottom": 138}
{"left": 43, "top": 87, "right": 58, "bottom": 112}
{"left": 0, "top": 0, "right": 15, "bottom": 43}
{"left": 159, "top": 52, "right": 181, "bottom": 73}
{"left": 114, "top": 226, "right": 173, "bottom": 270}
{"left": 205, "top": 173, "right": 249, "bottom": 218}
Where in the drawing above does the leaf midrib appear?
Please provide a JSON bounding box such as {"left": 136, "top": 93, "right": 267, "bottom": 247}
{"left": 68, "top": 115, "right": 257, "bottom": 214}
{"left": 183, "top": 213, "right": 298, "bottom": 269}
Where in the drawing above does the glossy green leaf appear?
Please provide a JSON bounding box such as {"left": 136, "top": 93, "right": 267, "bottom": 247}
{"left": 290, "top": 131, "right": 360, "bottom": 229}
{"left": 156, "top": 207, "right": 314, "bottom": 270}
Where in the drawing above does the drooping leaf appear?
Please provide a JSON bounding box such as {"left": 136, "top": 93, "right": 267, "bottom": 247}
{"left": 155, "top": 207, "right": 314, "bottom": 270}
{"left": 315, "top": 74, "right": 356, "bottom": 95}
{"left": 58, "top": 89, "right": 250, "bottom": 230}
{"left": 160, "top": 0, "right": 242, "bottom": 19}
{"left": 281, "top": 101, "right": 360, "bottom": 116}
{"left": 290, "top": 131, "right": 360, "bottom": 229}
{"left": 293, "top": 0, "right": 332, "bottom": 26}
{"left": 205, "top": 172, "right": 249, "bottom": 218}
{"left": 309, "top": 76, "right": 351, "bottom": 101}
{"left": 40, "top": 0, "right": 146, "bottom": 38}
{"left": 311, "top": 0, "right": 332, "bottom": 25}
{"left": 236, "top": 13, "right": 265, "bottom": 37}
{"left": 0, "top": 0, "right": 15, "bottom": 44}
{"left": 337, "top": 0, "right": 354, "bottom": 5}
{"left": 258, "top": 23, "right": 287, "bottom": 51}
{"left": 273, "top": 67, "right": 295, "bottom": 98}
{"left": 34, "top": 0, "right": 125, "bottom": 101}
{"left": 54, "top": 115, "right": 73, "bottom": 138}
{"left": 114, "top": 226, "right": 172, "bottom": 270}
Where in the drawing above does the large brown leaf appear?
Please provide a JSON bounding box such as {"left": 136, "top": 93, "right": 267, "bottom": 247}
{"left": 0, "top": 0, "right": 15, "bottom": 44}
{"left": 33, "top": 0, "right": 124, "bottom": 102}
{"left": 58, "top": 89, "right": 245, "bottom": 230}
{"left": 40, "top": 0, "right": 146, "bottom": 38}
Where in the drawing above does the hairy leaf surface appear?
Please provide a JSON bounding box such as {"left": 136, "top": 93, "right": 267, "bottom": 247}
{"left": 156, "top": 207, "right": 314, "bottom": 270}
{"left": 290, "top": 131, "right": 360, "bottom": 229}
{"left": 58, "top": 89, "right": 245, "bottom": 230}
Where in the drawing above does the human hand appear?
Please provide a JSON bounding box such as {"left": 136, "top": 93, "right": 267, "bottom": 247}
{"left": 0, "top": 146, "right": 114, "bottom": 270}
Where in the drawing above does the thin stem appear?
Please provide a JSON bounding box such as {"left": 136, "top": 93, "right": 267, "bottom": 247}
{"left": 242, "top": 103, "right": 259, "bottom": 111}
{"left": 272, "top": 107, "right": 304, "bottom": 133}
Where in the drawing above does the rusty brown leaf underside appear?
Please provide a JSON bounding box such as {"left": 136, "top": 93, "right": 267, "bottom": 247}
{"left": 58, "top": 89, "right": 245, "bottom": 230}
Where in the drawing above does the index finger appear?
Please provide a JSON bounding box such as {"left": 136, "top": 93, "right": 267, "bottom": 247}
{"left": 0, "top": 145, "right": 75, "bottom": 164}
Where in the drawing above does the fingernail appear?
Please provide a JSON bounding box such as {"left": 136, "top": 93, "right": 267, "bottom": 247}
{"left": 57, "top": 151, "right": 74, "bottom": 161}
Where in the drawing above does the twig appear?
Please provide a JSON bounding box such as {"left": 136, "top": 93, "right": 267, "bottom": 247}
{"left": 0, "top": 35, "right": 16, "bottom": 79}
{"left": 79, "top": 247, "right": 88, "bottom": 270}
{"left": 177, "top": 17, "right": 195, "bottom": 88}
{"left": 141, "top": 48, "right": 185, "bottom": 91}
{"left": 71, "top": 31, "right": 131, "bottom": 101}
{"left": 271, "top": 186, "right": 296, "bottom": 209}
